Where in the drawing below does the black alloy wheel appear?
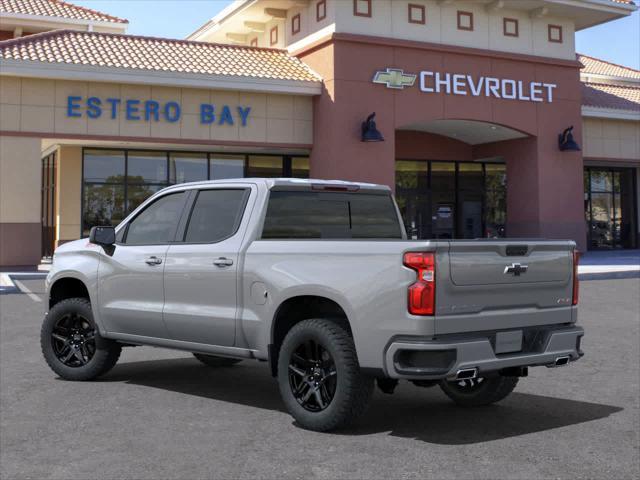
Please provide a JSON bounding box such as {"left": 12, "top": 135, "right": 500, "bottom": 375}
{"left": 288, "top": 339, "right": 337, "bottom": 412}
{"left": 51, "top": 312, "right": 96, "bottom": 367}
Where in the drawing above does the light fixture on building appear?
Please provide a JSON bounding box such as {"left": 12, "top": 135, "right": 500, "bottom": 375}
{"left": 361, "top": 112, "right": 384, "bottom": 142}
{"left": 558, "top": 126, "right": 581, "bottom": 151}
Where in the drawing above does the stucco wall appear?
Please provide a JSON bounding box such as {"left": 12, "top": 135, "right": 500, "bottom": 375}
{"left": 0, "top": 77, "right": 314, "bottom": 146}
{"left": 582, "top": 117, "right": 640, "bottom": 161}
{"left": 0, "top": 135, "right": 42, "bottom": 266}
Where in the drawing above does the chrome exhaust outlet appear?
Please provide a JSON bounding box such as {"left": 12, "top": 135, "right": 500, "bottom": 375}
{"left": 456, "top": 368, "right": 478, "bottom": 380}
{"left": 549, "top": 355, "right": 570, "bottom": 368}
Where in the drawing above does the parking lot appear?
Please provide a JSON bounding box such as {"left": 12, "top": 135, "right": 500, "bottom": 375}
{"left": 1, "top": 276, "right": 638, "bottom": 480}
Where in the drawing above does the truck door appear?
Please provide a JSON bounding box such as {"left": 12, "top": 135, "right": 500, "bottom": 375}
{"left": 98, "top": 191, "right": 188, "bottom": 338}
{"left": 162, "top": 186, "right": 253, "bottom": 347}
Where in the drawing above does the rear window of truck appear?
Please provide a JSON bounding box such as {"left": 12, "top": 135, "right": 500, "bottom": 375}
{"left": 261, "top": 191, "right": 402, "bottom": 239}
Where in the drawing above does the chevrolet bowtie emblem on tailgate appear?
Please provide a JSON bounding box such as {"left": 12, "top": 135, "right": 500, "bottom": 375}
{"left": 372, "top": 68, "right": 416, "bottom": 89}
{"left": 504, "top": 263, "right": 528, "bottom": 276}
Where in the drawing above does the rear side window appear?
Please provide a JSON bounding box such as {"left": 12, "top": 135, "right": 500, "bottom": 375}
{"left": 262, "top": 191, "right": 402, "bottom": 239}
{"left": 124, "top": 192, "right": 186, "bottom": 245}
{"left": 183, "top": 189, "right": 249, "bottom": 243}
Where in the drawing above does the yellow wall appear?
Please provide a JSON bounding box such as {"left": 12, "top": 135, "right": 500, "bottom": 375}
{"left": 583, "top": 117, "right": 640, "bottom": 161}
{"left": 55, "top": 146, "right": 82, "bottom": 245}
{"left": 0, "top": 77, "right": 313, "bottom": 146}
{"left": 0, "top": 135, "right": 41, "bottom": 223}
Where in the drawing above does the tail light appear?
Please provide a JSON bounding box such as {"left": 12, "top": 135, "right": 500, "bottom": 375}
{"left": 403, "top": 252, "right": 435, "bottom": 315}
{"left": 572, "top": 250, "right": 580, "bottom": 306}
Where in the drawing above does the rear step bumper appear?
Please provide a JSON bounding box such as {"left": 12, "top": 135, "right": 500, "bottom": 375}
{"left": 384, "top": 325, "right": 584, "bottom": 380}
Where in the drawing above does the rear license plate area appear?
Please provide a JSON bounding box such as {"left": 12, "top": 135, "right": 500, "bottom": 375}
{"left": 495, "top": 330, "right": 523, "bottom": 354}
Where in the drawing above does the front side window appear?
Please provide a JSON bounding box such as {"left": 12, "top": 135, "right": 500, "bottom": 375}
{"left": 262, "top": 191, "right": 402, "bottom": 239}
{"left": 123, "top": 192, "right": 186, "bottom": 245}
{"left": 183, "top": 189, "right": 249, "bottom": 243}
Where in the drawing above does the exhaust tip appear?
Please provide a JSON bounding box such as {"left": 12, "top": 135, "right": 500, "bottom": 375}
{"left": 456, "top": 368, "right": 478, "bottom": 380}
{"left": 555, "top": 356, "right": 570, "bottom": 367}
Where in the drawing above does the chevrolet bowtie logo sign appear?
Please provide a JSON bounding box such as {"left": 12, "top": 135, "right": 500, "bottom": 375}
{"left": 372, "top": 68, "right": 416, "bottom": 90}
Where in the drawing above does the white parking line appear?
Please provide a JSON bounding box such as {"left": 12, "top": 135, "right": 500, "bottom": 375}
{"left": 13, "top": 279, "right": 42, "bottom": 303}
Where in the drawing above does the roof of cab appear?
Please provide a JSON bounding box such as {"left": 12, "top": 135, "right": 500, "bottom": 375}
{"left": 163, "top": 178, "right": 391, "bottom": 192}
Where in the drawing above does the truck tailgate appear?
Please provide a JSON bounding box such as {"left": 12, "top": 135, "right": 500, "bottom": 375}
{"left": 435, "top": 240, "right": 576, "bottom": 335}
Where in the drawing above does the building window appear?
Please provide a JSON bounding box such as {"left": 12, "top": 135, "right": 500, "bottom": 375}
{"left": 457, "top": 11, "right": 473, "bottom": 31}
{"left": 291, "top": 13, "right": 301, "bottom": 35}
{"left": 395, "top": 160, "right": 506, "bottom": 240}
{"left": 250, "top": 37, "right": 258, "bottom": 47}
{"left": 316, "top": 0, "right": 326, "bottom": 21}
{"left": 503, "top": 18, "right": 518, "bottom": 37}
{"left": 353, "top": 0, "right": 372, "bottom": 18}
{"left": 408, "top": 4, "right": 426, "bottom": 25}
{"left": 548, "top": 24, "right": 563, "bottom": 43}
{"left": 270, "top": 26, "right": 278, "bottom": 46}
{"left": 81, "top": 149, "right": 309, "bottom": 236}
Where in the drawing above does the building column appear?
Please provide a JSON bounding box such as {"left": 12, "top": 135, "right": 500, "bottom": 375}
{"left": 56, "top": 146, "right": 82, "bottom": 246}
{"left": 0, "top": 135, "right": 42, "bottom": 267}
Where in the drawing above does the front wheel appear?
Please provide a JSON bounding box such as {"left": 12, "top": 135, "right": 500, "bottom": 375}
{"left": 439, "top": 376, "right": 518, "bottom": 407}
{"left": 277, "top": 319, "right": 374, "bottom": 432}
{"left": 41, "top": 298, "right": 121, "bottom": 381}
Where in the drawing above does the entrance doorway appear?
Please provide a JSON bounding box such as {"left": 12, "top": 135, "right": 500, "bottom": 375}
{"left": 584, "top": 167, "right": 638, "bottom": 250}
{"left": 396, "top": 160, "right": 506, "bottom": 240}
{"left": 41, "top": 152, "right": 57, "bottom": 258}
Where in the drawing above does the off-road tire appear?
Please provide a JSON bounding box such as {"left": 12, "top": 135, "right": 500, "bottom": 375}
{"left": 439, "top": 376, "right": 519, "bottom": 407}
{"left": 41, "top": 298, "right": 121, "bottom": 381}
{"left": 277, "top": 318, "right": 374, "bottom": 432}
{"left": 192, "top": 353, "right": 242, "bottom": 367}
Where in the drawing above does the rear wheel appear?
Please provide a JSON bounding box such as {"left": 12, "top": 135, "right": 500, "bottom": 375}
{"left": 41, "top": 298, "right": 121, "bottom": 381}
{"left": 277, "top": 318, "right": 374, "bottom": 432}
{"left": 192, "top": 353, "right": 242, "bottom": 367}
{"left": 439, "top": 376, "right": 518, "bottom": 407}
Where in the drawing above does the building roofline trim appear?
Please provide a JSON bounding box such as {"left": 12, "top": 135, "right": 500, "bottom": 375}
{"left": 0, "top": 11, "right": 128, "bottom": 29}
{"left": 582, "top": 106, "right": 640, "bottom": 121}
{"left": 0, "top": 59, "right": 323, "bottom": 96}
{"left": 580, "top": 72, "right": 640, "bottom": 85}
{"left": 187, "top": 0, "right": 256, "bottom": 40}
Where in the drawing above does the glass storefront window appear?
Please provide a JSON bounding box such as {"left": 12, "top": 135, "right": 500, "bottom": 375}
{"left": 83, "top": 150, "right": 125, "bottom": 183}
{"left": 291, "top": 157, "right": 310, "bottom": 178}
{"left": 81, "top": 149, "right": 307, "bottom": 235}
{"left": 82, "top": 183, "right": 125, "bottom": 237}
{"left": 169, "top": 152, "right": 208, "bottom": 184}
{"left": 210, "top": 154, "right": 245, "bottom": 179}
{"left": 395, "top": 160, "right": 506, "bottom": 240}
{"left": 247, "top": 155, "right": 283, "bottom": 178}
{"left": 127, "top": 151, "right": 168, "bottom": 184}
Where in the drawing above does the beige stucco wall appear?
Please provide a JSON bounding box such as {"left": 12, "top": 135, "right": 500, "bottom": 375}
{"left": 0, "top": 134, "right": 41, "bottom": 223}
{"left": 56, "top": 145, "right": 82, "bottom": 244}
{"left": 0, "top": 77, "right": 314, "bottom": 146}
{"left": 582, "top": 117, "right": 640, "bottom": 161}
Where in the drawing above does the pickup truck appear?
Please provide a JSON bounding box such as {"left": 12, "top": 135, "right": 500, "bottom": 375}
{"left": 42, "top": 178, "right": 583, "bottom": 431}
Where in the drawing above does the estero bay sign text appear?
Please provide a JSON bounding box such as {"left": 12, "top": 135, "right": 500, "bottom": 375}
{"left": 66, "top": 96, "right": 252, "bottom": 126}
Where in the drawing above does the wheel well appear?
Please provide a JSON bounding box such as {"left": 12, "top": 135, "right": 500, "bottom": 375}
{"left": 269, "top": 295, "right": 351, "bottom": 377}
{"left": 49, "top": 278, "right": 90, "bottom": 309}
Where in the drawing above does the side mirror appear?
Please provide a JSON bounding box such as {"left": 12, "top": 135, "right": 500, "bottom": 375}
{"left": 89, "top": 226, "right": 115, "bottom": 247}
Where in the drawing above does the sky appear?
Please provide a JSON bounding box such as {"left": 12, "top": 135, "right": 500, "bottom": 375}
{"left": 73, "top": 0, "right": 639, "bottom": 69}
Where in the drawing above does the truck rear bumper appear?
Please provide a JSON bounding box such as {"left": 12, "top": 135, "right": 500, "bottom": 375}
{"left": 384, "top": 325, "right": 584, "bottom": 380}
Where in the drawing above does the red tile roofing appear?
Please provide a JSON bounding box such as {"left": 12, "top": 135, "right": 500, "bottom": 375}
{"left": 582, "top": 82, "right": 640, "bottom": 111}
{"left": 0, "top": 0, "right": 128, "bottom": 24}
{"left": 579, "top": 54, "right": 640, "bottom": 80}
{"left": 0, "top": 30, "right": 321, "bottom": 83}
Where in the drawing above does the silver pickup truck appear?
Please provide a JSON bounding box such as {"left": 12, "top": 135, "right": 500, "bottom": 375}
{"left": 42, "top": 178, "right": 583, "bottom": 431}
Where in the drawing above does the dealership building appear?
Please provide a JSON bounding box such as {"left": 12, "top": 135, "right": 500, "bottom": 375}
{"left": 0, "top": 0, "right": 638, "bottom": 266}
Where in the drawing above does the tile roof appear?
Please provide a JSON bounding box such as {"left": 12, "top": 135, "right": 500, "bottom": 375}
{"left": 578, "top": 54, "right": 640, "bottom": 80}
{"left": 582, "top": 82, "right": 640, "bottom": 111}
{"left": 0, "top": 0, "right": 128, "bottom": 24}
{"left": 0, "top": 30, "right": 321, "bottom": 83}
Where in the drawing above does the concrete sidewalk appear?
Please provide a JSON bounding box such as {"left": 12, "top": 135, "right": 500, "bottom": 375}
{"left": 578, "top": 250, "right": 640, "bottom": 279}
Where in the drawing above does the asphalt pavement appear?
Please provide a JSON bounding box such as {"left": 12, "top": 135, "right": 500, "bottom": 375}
{"left": 1, "top": 277, "right": 638, "bottom": 479}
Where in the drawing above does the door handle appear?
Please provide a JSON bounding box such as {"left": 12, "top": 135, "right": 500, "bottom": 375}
{"left": 145, "top": 256, "right": 163, "bottom": 266}
{"left": 213, "top": 257, "right": 234, "bottom": 267}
